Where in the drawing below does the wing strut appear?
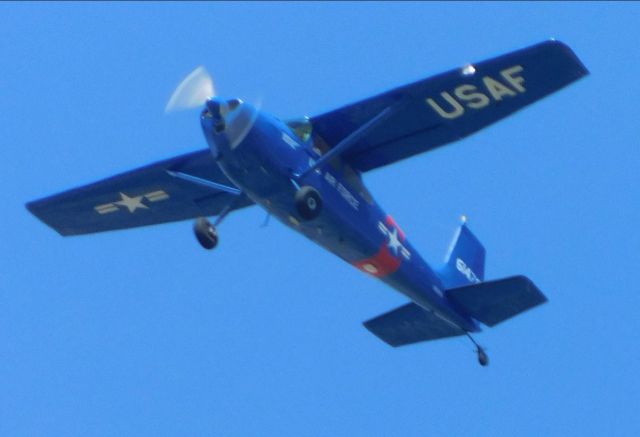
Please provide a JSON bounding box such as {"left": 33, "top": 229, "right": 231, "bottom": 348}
{"left": 296, "top": 105, "right": 398, "bottom": 178}
{"left": 166, "top": 170, "right": 242, "bottom": 195}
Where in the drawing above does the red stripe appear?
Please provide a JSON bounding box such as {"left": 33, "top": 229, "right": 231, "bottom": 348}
{"left": 385, "top": 215, "right": 405, "bottom": 240}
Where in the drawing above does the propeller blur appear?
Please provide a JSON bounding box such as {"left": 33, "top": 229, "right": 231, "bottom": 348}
{"left": 165, "top": 66, "right": 215, "bottom": 112}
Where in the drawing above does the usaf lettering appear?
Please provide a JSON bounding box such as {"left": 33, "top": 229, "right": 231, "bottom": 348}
{"left": 426, "top": 65, "right": 526, "bottom": 119}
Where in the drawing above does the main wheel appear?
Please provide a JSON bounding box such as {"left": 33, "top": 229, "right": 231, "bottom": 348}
{"left": 295, "top": 186, "right": 322, "bottom": 220}
{"left": 194, "top": 217, "right": 218, "bottom": 250}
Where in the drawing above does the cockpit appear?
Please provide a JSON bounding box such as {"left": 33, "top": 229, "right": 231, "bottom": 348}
{"left": 285, "top": 116, "right": 332, "bottom": 157}
{"left": 285, "top": 116, "right": 374, "bottom": 205}
{"left": 286, "top": 116, "right": 313, "bottom": 143}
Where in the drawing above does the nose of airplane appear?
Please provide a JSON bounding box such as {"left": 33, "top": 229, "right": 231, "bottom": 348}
{"left": 200, "top": 97, "right": 257, "bottom": 158}
{"left": 205, "top": 97, "right": 225, "bottom": 119}
{"left": 203, "top": 97, "right": 227, "bottom": 134}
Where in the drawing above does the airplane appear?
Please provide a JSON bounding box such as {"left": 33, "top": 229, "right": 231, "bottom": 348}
{"left": 27, "top": 40, "right": 588, "bottom": 366}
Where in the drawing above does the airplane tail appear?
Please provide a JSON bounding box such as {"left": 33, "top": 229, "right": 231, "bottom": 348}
{"left": 438, "top": 219, "right": 548, "bottom": 328}
{"left": 364, "top": 275, "right": 548, "bottom": 347}
{"left": 363, "top": 219, "right": 548, "bottom": 348}
{"left": 437, "top": 218, "right": 486, "bottom": 289}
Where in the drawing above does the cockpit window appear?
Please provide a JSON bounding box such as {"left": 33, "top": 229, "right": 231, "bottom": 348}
{"left": 286, "top": 116, "right": 313, "bottom": 143}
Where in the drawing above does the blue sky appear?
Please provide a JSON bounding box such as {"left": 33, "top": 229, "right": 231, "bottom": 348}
{"left": 2, "top": 2, "right": 639, "bottom": 436}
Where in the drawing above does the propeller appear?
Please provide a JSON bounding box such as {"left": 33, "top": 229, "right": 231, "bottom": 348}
{"left": 165, "top": 66, "right": 215, "bottom": 113}
{"left": 165, "top": 66, "right": 263, "bottom": 151}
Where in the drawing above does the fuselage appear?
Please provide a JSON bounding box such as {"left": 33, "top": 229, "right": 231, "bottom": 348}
{"left": 201, "top": 99, "right": 479, "bottom": 334}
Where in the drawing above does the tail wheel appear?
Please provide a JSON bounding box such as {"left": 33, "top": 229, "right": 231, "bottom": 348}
{"left": 194, "top": 217, "right": 218, "bottom": 250}
{"left": 477, "top": 347, "right": 489, "bottom": 367}
{"left": 295, "top": 186, "right": 322, "bottom": 220}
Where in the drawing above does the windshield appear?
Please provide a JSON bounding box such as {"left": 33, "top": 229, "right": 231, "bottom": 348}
{"left": 286, "top": 116, "right": 313, "bottom": 143}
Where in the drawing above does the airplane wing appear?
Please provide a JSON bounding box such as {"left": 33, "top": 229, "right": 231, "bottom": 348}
{"left": 310, "top": 40, "right": 589, "bottom": 172}
{"left": 26, "top": 149, "right": 254, "bottom": 236}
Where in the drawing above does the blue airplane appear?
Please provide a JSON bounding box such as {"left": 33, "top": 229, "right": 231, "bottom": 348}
{"left": 27, "top": 40, "right": 588, "bottom": 365}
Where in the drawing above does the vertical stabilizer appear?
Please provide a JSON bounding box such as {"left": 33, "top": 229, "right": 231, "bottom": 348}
{"left": 438, "top": 218, "right": 486, "bottom": 289}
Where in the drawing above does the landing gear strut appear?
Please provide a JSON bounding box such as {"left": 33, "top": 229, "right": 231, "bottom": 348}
{"left": 194, "top": 217, "right": 218, "bottom": 250}
{"left": 466, "top": 333, "right": 489, "bottom": 367}
{"left": 295, "top": 186, "right": 322, "bottom": 220}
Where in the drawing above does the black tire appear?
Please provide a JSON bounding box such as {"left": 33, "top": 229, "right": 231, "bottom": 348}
{"left": 295, "top": 186, "right": 322, "bottom": 220}
{"left": 194, "top": 217, "right": 218, "bottom": 250}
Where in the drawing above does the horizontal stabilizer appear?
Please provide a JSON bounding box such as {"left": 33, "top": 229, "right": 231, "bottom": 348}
{"left": 446, "top": 275, "right": 547, "bottom": 327}
{"left": 364, "top": 303, "right": 464, "bottom": 347}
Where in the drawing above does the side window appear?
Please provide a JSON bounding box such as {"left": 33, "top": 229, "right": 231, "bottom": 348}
{"left": 310, "top": 132, "right": 331, "bottom": 157}
{"left": 285, "top": 117, "right": 334, "bottom": 158}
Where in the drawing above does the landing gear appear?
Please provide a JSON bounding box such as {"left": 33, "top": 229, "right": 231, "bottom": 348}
{"left": 193, "top": 195, "right": 243, "bottom": 250}
{"left": 466, "top": 333, "right": 489, "bottom": 367}
{"left": 194, "top": 217, "right": 218, "bottom": 250}
{"left": 295, "top": 185, "right": 322, "bottom": 220}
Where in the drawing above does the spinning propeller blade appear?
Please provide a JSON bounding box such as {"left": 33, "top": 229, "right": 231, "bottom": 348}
{"left": 165, "top": 66, "right": 263, "bottom": 150}
{"left": 165, "top": 66, "right": 215, "bottom": 112}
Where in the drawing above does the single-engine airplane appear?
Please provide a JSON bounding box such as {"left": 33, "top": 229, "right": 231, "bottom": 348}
{"left": 27, "top": 40, "right": 588, "bottom": 365}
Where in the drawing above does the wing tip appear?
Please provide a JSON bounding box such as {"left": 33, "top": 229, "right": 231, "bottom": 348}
{"left": 362, "top": 320, "right": 402, "bottom": 347}
{"left": 25, "top": 198, "right": 75, "bottom": 236}
{"left": 508, "top": 275, "right": 549, "bottom": 306}
{"left": 543, "top": 38, "right": 590, "bottom": 77}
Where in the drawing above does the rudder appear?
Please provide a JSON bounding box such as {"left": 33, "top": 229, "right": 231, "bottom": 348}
{"left": 438, "top": 218, "right": 486, "bottom": 289}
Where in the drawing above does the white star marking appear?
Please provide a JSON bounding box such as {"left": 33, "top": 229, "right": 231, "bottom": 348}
{"left": 115, "top": 192, "right": 148, "bottom": 213}
{"left": 387, "top": 227, "right": 402, "bottom": 256}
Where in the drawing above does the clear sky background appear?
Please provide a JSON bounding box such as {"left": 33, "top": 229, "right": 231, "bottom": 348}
{"left": 2, "top": 2, "right": 639, "bottom": 436}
